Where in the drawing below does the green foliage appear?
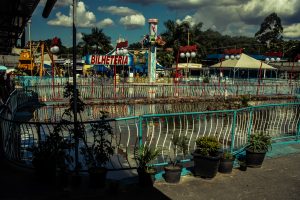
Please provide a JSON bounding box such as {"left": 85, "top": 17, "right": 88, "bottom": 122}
{"left": 247, "top": 132, "right": 272, "bottom": 153}
{"left": 134, "top": 145, "right": 159, "bottom": 171}
{"left": 81, "top": 27, "right": 113, "bottom": 54}
{"left": 81, "top": 111, "right": 114, "bottom": 169}
{"left": 255, "top": 12, "right": 283, "bottom": 48}
{"left": 157, "top": 51, "right": 175, "bottom": 68}
{"left": 128, "top": 42, "right": 142, "bottom": 50}
{"left": 203, "top": 77, "right": 210, "bottom": 83}
{"left": 63, "top": 82, "right": 86, "bottom": 116}
{"left": 222, "top": 151, "right": 234, "bottom": 160}
{"left": 195, "top": 136, "right": 221, "bottom": 156}
{"left": 240, "top": 95, "right": 250, "bottom": 107}
{"left": 169, "top": 133, "right": 189, "bottom": 166}
{"left": 28, "top": 124, "right": 73, "bottom": 172}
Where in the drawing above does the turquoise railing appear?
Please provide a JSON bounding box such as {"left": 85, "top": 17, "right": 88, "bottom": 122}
{"left": 1, "top": 89, "right": 300, "bottom": 171}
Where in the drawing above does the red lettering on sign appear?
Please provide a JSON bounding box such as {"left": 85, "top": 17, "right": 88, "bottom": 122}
{"left": 91, "top": 55, "right": 95, "bottom": 64}
{"left": 106, "top": 56, "right": 110, "bottom": 64}
{"left": 89, "top": 55, "right": 130, "bottom": 65}
{"left": 118, "top": 56, "right": 122, "bottom": 64}
{"left": 124, "top": 56, "right": 128, "bottom": 65}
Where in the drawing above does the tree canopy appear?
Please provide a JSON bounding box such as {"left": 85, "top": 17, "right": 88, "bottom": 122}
{"left": 81, "top": 27, "right": 113, "bottom": 55}
{"left": 255, "top": 13, "right": 283, "bottom": 48}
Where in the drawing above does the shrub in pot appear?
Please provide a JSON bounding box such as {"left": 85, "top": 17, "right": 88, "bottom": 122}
{"left": 134, "top": 145, "right": 159, "bottom": 187}
{"left": 246, "top": 132, "right": 271, "bottom": 168}
{"left": 164, "top": 134, "right": 188, "bottom": 183}
{"left": 81, "top": 111, "right": 115, "bottom": 188}
{"left": 28, "top": 124, "right": 73, "bottom": 184}
{"left": 218, "top": 151, "right": 235, "bottom": 174}
{"left": 193, "top": 136, "right": 221, "bottom": 178}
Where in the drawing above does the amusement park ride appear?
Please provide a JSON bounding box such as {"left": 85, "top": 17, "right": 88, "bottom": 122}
{"left": 18, "top": 37, "right": 61, "bottom": 77}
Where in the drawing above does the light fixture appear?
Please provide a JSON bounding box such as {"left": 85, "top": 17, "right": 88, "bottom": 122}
{"left": 50, "top": 45, "right": 59, "bottom": 54}
{"left": 265, "top": 57, "right": 280, "bottom": 62}
{"left": 116, "top": 48, "right": 128, "bottom": 55}
{"left": 225, "top": 54, "right": 240, "bottom": 60}
{"left": 191, "top": 52, "right": 196, "bottom": 58}
{"left": 180, "top": 51, "right": 196, "bottom": 58}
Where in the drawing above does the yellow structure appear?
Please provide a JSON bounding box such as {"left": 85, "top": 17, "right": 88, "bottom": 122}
{"left": 18, "top": 50, "right": 34, "bottom": 71}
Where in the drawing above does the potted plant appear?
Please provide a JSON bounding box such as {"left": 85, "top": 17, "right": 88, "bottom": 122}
{"left": 164, "top": 134, "right": 188, "bottom": 183}
{"left": 28, "top": 124, "right": 72, "bottom": 184}
{"left": 193, "top": 136, "right": 221, "bottom": 178}
{"left": 246, "top": 132, "right": 272, "bottom": 167}
{"left": 81, "top": 111, "right": 115, "bottom": 188}
{"left": 134, "top": 145, "right": 159, "bottom": 187}
{"left": 218, "top": 151, "right": 235, "bottom": 173}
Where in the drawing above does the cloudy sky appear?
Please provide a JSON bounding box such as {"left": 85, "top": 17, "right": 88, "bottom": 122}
{"left": 30, "top": 0, "right": 300, "bottom": 47}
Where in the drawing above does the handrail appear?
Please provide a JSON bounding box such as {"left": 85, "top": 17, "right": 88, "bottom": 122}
{"left": 1, "top": 89, "right": 300, "bottom": 172}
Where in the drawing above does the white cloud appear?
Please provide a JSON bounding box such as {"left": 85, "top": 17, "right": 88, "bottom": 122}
{"left": 98, "top": 6, "right": 138, "bottom": 16}
{"left": 97, "top": 18, "right": 114, "bottom": 28}
{"left": 123, "top": 0, "right": 300, "bottom": 38}
{"left": 176, "top": 15, "right": 196, "bottom": 27}
{"left": 76, "top": 32, "right": 83, "bottom": 41}
{"left": 241, "top": 0, "right": 298, "bottom": 18}
{"left": 47, "top": 1, "right": 96, "bottom": 27}
{"left": 119, "top": 14, "right": 145, "bottom": 29}
{"left": 283, "top": 23, "right": 300, "bottom": 38}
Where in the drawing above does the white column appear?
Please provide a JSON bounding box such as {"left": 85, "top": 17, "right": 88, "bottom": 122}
{"left": 148, "top": 19, "right": 158, "bottom": 83}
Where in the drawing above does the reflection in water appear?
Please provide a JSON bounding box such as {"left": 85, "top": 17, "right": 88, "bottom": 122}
{"left": 31, "top": 99, "right": 297, "bottom": 122}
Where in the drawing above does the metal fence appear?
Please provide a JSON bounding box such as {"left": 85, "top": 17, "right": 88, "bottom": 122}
{"left": 1, "top": 89, "right": 299, "bottom": 171}
{"left": 16, "top": 77, "right": 300, "bottom": 102}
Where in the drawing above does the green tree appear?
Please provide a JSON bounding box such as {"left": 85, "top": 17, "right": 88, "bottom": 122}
{"left": 157, "top": 50, "right": 174, "bottom": 68}
{"left": 161, "top": 20, "right": 204, "bottom": 63}
{"left": 255, "top": 13, "right": 283, "bottom": 48}
{"left": 128, "top": 42, "right": 142, "bottom": 50}
{"left": 81, "top": 27, "right": 113, "bottom": 54}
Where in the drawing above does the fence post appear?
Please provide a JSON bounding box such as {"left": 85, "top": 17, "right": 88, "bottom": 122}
{"left": 297, "top": 114, "right": 300, "bottom": 141}
{"left": 247, "top": 108, "right": 253, "bottom": 141}
{"left": 138, "top": 116, "right": 143, "bottom": 147}
{"left": 230, "top": 110, "right": 237, "bottom": 152}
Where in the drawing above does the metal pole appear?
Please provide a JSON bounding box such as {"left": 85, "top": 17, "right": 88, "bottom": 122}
{"left": 72, "top": 0, "right": 79, "bottom": 173}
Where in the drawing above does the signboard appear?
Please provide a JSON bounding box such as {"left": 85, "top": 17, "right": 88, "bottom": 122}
{"left": 86, "top": 55, "right": 132, "bottom": 66}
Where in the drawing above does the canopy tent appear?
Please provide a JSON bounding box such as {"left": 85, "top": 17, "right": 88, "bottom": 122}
{"left": 211, "top": 53, "right": 275, "bottom": 69}
{"left": 0, "top": 65, "right": 8, "bottom": 71}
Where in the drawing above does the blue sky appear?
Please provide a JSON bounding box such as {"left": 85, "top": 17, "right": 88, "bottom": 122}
{"left": 29, "top": 0, "right": 300, "bottom": 47}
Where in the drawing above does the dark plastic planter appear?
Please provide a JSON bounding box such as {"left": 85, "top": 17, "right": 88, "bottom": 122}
{"left": 218, "top": 157, "right": 235, "bottom": 173}
{"left": 89, "top": 167, "right": 107, "bottom": 188}
{"left": 246, "top": 148, "right": 267, "bottom": 168}
{"left": 164, "top": 165, "right": 182, "bottom": 183}
{"left": 193, "top": 152, "right": 221, "bottom": 178}
{"left": 137, "top": 167, "right": 156, "bottom": 187}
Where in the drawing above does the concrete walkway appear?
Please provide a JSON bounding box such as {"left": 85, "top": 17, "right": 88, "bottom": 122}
{"left": 1, "top": 144, "right": 300, "bottom": 200}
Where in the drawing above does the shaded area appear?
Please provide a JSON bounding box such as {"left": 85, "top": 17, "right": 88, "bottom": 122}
{"left": 0, "top": 0, "right": 40, "bottom": 54}
{"left": 1, "top": 144, "right": 300, "bottom": 199}
{"left": 0, "top": 156, "right": 171, "bottom": 200}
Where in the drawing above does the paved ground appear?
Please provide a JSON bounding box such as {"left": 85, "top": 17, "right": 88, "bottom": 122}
{"left": 1, "top": 143, "right": 300, "bottom": 200}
